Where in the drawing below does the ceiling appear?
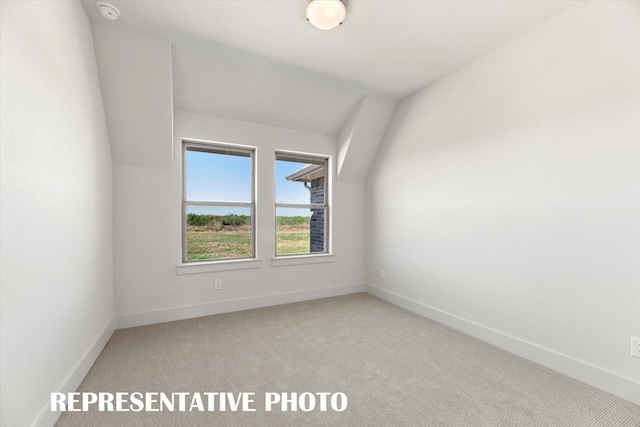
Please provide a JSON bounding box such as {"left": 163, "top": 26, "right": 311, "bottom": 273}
{"left": 82, "top": 0, "right": 577, "bottom": 135}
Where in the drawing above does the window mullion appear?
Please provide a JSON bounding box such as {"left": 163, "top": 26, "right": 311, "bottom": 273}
{"left": 187, "top": 201, "right": 254, "bottom": 207}
{"left": 275, "top": 151, "right": 329, "bottom": 257}
{"left": 183, "top": 140, "right": 256, "bottom": 263}
{"left": 275, "top": 203, "right": 326, "bottom": 209}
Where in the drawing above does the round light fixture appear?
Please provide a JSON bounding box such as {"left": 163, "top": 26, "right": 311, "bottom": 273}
{"left": 306, "top": 0, "right": 346, "bottom": 30}
{"left": 97, "top": 2, "right": 120, "bottom": 20}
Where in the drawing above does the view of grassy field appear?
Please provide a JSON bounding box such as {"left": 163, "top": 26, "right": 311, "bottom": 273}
{"left": 186, "top": 216, "right": 312, "bottom": 260}
{"left": 187, "top": 226, "right": 253, "bottom": 260}
{"left": 276, "top": 225, "right": 311, "bottom": 255}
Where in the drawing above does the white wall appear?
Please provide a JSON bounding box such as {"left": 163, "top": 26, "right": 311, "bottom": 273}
{"left": 91, "top": 24, "right": 174, "bottom": 169}
{"left": 337, "top": 96, "right": 397, "bottom": 183}
{"left": 0, "top": 2, "right": 114, "bottom": 426}
{"left": 114, "top": 110, "right": 365, "bottom": 327}
{"left": 366, "top": 1, "right": 640, "bottom": 403}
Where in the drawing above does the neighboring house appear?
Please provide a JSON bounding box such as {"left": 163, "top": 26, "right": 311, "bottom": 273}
{"left": 285, "top": 164, "right": 325, "bottom": 253}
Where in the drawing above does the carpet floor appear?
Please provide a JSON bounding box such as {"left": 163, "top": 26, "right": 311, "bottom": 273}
{"left": 56, "top": 293, "right": 640, "bottom": 426}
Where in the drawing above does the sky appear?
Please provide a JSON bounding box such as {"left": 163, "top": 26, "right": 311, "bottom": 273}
{"left": 185, "top": 150, "right": 314, "bottom": 216}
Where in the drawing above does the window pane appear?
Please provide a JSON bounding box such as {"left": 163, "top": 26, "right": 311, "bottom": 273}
{"left": 276, "top": 159, "right": 325, "bottom": 204}
{"left": 186, "top": 205, "right": 252, "bottom": 260}
{"left": 185, "top": 149, "right": 251, "bottom": 202}
{"left": 276, "top": 207, "right": 325, "bottom": 255}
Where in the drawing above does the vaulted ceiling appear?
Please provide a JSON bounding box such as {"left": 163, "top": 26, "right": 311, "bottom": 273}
{"left": 82, "top": 0, "right": 576, "bottom": 136}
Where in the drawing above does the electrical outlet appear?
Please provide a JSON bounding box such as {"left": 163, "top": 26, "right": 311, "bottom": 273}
{"left": 381, "top": 270, "right": 386, "bottom": 280}
{"left": 214, "top": 279, "right": 222, "bottom": 291}
{"left": 631, "top": 337, "right": 640, "bottom": 358}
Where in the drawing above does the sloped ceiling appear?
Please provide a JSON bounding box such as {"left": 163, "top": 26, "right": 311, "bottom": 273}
{"left": 82, "top": 0, "right": 577, "bottom": 136}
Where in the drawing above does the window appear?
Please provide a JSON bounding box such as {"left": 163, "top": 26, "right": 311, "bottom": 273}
{"left": 275, "top": 152, "right": 329, "bottom": 256}
{"left": 182, "top": 140, "right": 255, "bottom": 262}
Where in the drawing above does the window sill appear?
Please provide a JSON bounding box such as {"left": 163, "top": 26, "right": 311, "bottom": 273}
{"left": 271, "top": 254, "right": 335, "bottom": 267}
{"left": 176, "top": 259, "right": 262, "bottom": 275}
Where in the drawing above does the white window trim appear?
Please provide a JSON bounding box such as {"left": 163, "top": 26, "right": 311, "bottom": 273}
{"left": 274, "top": 150, "right": 332, "bottom": 259}
{"left": 177, "top": 259, "right": 263, "bottom": 275}
{"left": 271, "top": 254, "right": 335, "bottom": 267}
{"left": 181, "top": 139, "right": 257, "bottom": 264}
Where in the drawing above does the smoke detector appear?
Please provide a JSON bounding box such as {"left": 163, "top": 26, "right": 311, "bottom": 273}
{"left": 97, "top": 2, "right": 120, "bottom": 20}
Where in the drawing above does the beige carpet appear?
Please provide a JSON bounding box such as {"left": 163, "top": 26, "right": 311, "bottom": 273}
{"left": 56, "top": 293, "right": 640, "bottom": 426}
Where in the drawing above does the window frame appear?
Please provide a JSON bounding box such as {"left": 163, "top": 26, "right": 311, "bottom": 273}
{"left": 275, "top": 150, "right": 331, "bottom": 258}
{"left": 182, "top": 139, "right": 257, "bottom": 264}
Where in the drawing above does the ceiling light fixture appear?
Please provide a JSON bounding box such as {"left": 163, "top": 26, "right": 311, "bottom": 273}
{"left": 306, "top": 0, "right": 346, "bottom": 31}
{"left": 96, "top": 2, "right": 120, "bottom": 20}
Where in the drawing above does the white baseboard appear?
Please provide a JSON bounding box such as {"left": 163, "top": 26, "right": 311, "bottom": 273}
{"left": 366, "top": 284, "right": 640, "bottom": 406}
{"left": 32, "top": 316, "right": 116, "bottom": 427}
{"left": 117, "top": 283, "right": 365, "bottom": 329}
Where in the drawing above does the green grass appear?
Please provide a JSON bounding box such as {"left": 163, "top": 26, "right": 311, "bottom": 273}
{"left": 186, "top": 223, "right": 311, "bottom": 260}
{"left": 187, "top": 227, "right": 252, "bottom": 260}
{"left": 276, "top": 225, "right": 311, "bottom": 255}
